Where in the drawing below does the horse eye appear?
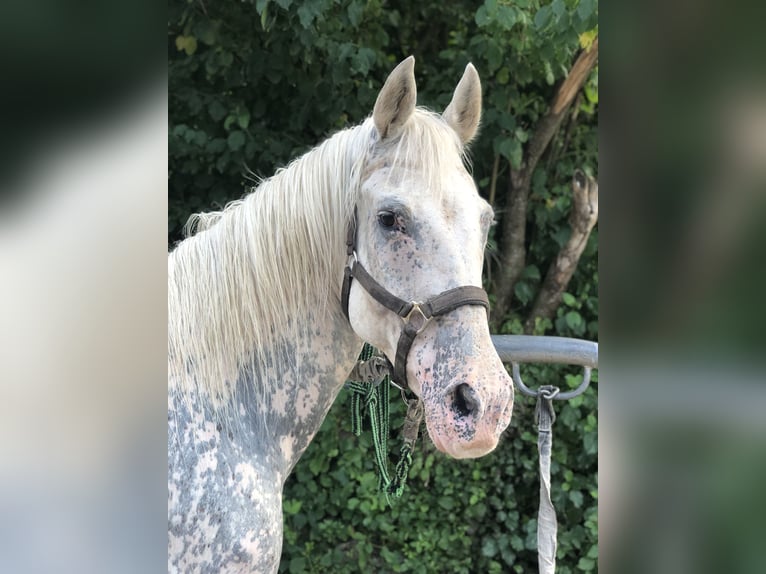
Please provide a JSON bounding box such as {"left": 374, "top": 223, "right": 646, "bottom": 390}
{"left": 377, "top": 211, "right": 396, "bottom": 228}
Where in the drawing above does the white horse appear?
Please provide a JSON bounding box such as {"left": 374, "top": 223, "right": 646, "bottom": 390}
{"left": 168, "top": 57, "right": 514, "bottom": 573}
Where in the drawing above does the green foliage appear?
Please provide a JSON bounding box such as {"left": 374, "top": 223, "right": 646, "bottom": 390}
{"left": 169, "top": 0, "right": 597, "bottom": 571}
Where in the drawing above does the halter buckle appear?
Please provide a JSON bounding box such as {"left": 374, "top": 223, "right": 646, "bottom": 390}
{"left": 403, "top": 302, "right": 430, "bottom": 334}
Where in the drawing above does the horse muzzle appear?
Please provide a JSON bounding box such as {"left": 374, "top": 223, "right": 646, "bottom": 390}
{"left": 408, "top": 314, "right": 514, "bottom": 459}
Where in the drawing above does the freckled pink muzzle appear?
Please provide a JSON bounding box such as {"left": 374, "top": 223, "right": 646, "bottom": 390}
{"left": 409, "top": 311, "right": 514, "bottom": 459}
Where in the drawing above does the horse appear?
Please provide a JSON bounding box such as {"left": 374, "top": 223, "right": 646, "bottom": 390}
{"left": 168, "top": 56, "right": 514, "bottom": 573}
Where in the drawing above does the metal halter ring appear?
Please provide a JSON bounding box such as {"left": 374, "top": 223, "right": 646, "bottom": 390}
{"left": 511, "top": 363, "right": 593, "bottom": 400}
{"left": 402, "top": 302, "right": 430, "bottom": 334}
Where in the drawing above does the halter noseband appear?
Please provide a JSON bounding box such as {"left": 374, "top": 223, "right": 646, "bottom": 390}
{"left": 341, "top": 209, "right": 490, "bottom": 390}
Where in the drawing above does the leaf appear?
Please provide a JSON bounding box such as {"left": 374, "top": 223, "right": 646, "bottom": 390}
{"left": 260, "top": 5, "right": 269, "bottom": 30}
{"left": 227, "top": 130, "right": 246, "bottom": 151}
{"left": 195, "top": 21, "right": 218, "bottom": 46}
{"left": 289, "top": 557, "right": 307, "bottom": 572}
{"left": 498, "top": 111, "right": 515, "bottom": 131}
{"left": 565, "top": 310, "right": 583, "bottom": 330}
{"left": 475, "top": 5, "right": 490, "bottom": 27}
{"left": 585, "top": 83, "right": 599, "bottom": 104}
{"left": 544, "top": 61, "right": 555, "bottom": 85}
{"left": 552, "top": 0, "right": 566, "bottom": 19}
{"left": 577, "top": 0, "right": 596, "bottom": 22}
{"left": 215, "top": 154, "right": 229, "bottom": 173}
{"left": 283, "top": 499, "right": 303, "bottom": 514}
{"left": 521, "top": 265, "right": 540, "bottom": 281}
{"left": 533, "top": 5, "right": 551, "bottom": 29}
{"left": 237, "top": 108, "right": 251, "bottom": 129}
{"left": 514, "top": 281, "right": 533, "bottom": 305}
{"left": 193, "top": 130, "right": 207, "bottom": 147}
{"left": 510, "top": 534, "right": 525, "bottom": 552}
{"left": 347, "top": 0, "right": 364, "bottom": 26}
{"left": 208, "top": 100, "right": 227, "bottom": 122}
{"left": 206, "top": 138, "right": 226, "bottom": 154}
{"left": 583, "top": 431, "right": 597, "bottom": 454}
{"left": 494, "top": 136, "right": 514, "bottom": 161}
{"left": 496, "top": 135, "right": 524, "bottom": 170}
{"left": 562, "top": 292, "right": 577, "bottom": 307}
{"left": 352, "top": 47, "right": 377, "bottom": 75}
{"left": 175, "top": 35, "right": 197, "bottom": 56}
{"left": 481, "top": 538, "right": 498, "bottom": 557}
{"left": 486, "top": 38, "right": 503, "bottom": 72}
{"left": 297, "top": 5, "right": 315, "bottom": 28}
{"left": 496, "top": 6, "right": 517, "bottom": 30}
{"left": 579, "top": 27, "right": 598, "bottom": 50}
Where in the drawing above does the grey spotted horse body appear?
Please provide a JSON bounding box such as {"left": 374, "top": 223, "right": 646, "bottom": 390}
{"left": 168, "top": 57, "right": 514, "bottom": 573}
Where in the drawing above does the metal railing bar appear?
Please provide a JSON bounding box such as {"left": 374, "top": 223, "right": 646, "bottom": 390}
{"left": 491, "top": 335, "right": 598, "bottom": 369}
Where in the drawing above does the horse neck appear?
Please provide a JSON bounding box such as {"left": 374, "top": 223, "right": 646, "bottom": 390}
{"left": 169, "top": 280, "right": 362, "bottom": 485}
{"left": 236, "top": 311, "right": 361, "bottom": 480}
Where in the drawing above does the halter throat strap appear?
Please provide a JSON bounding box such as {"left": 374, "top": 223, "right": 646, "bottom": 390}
{"left": 341, "top": 210, "right": 489, "bottom": 388}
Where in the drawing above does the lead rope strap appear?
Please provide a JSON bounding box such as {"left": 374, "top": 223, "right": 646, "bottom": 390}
{"left": 535, "top": 385, "right": 559, "bottom": 574}
{"left": 348, "top": 344, "right": 391, "bottom": 491}
{"left": 346, "top": 344, "right": 422, "bottom": 501}
{"left": 386, "top": 398, "right": 423, "bottom": 500}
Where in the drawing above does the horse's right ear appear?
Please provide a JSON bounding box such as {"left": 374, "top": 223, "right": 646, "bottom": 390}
{"left": 443, "top": 62, "right": 482, "bottom": 145}
{"left": 373, "top": 56, "right": 417, "bottom": 140}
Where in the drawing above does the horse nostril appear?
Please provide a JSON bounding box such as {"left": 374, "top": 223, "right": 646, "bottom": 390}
{"left": 452, "top": 384, "right": 479, "bottom": 418}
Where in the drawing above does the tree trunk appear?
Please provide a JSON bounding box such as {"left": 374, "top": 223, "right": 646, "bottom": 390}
{"left": 491, "top": 38, "right": 599, "bottom": 329}
{"left": 524, "top": 170, "right": 598, "bottom": 333}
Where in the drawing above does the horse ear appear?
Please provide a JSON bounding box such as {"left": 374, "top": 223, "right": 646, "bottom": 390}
{"left": 373, "top": 56, "right": 417, "bottom": 140}
{"left": 443, "top": 63, "right": 482, "bottom": 145}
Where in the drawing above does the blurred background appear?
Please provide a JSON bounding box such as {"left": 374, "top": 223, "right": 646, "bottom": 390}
{"left": 0, "top": 0, "right": 167, "bottom": 572}
{"left": 601, "top": 1, "right": 766, "bottom": 572}
{"left": 0, "top": 0, "right": 764, "bottom": 572}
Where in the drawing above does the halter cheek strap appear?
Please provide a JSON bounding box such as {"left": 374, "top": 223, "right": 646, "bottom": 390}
{"left": 342, "top": 209, "right": 490, "bottom": 389}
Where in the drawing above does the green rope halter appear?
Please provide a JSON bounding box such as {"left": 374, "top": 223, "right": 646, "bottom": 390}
{"left": 346, "top": 343, "right": 423, "bottom": 500}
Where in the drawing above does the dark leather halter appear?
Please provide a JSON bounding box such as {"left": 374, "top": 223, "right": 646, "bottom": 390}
{"left": 341, "top": 209, "right": 490, "bottom": 389}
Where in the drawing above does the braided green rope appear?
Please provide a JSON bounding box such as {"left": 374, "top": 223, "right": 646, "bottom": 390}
{"left": 346, "top": 343, "right": 418, "bottom": 500}
{"left": 388, "top": 443, "right": 414, "bottom": 498}
{"left": 387, "top": 398, "right": 423, "bottom": 498}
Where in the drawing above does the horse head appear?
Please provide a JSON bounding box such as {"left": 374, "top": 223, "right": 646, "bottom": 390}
{"left": 346, "top": 57, "right": 514, "bottom": 459}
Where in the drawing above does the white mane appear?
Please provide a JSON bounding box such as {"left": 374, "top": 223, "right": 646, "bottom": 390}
{"left": 168, "top": 109, "right": 468, "bottom": 408}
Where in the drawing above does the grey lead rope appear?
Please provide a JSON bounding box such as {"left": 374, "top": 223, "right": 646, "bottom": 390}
{"left": 512, "top": 360, "right": 595, "bottom": 574}
{"left": 535, "top": 385, "right": 560, "bottom": 574}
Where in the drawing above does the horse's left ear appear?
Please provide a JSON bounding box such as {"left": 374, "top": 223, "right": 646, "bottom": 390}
{"left": 443, "top": 63, "right": 482, "bottom": 145}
